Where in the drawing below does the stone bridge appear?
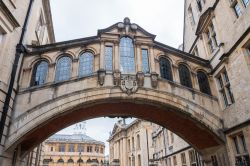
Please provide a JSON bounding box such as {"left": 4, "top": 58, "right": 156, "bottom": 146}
{"left": 6, "top": 18, "right": 226, "bottom": 164}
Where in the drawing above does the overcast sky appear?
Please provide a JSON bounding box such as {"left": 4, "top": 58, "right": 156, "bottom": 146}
{"left": 50, "top": 0, "right": 185, "bottom": 155}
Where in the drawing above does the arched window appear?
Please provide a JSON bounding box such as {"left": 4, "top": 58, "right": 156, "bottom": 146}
{"left": 31, "top": 61, "right": 48, "bottom": 86}
{"left": 179, "top": 64, "right": 192, "bottom": 88}
{"left": 57, "top": 159, "right": 64, "bottom": 163}
{"left": 68, "top": 158, "right": 74, "bottom": 163}
{"left": 55, "top": 56, "right": 71, "bottom": 82}
{"left": 197, "top": 71, "right": 211, "bottom": 95}
{"left": 120, "top": 37, "right": 135, "bottom": 73}
{"left": 79, "top": 52, "right": 94, "bottom": 77}
{"left": 159, "top": 57, "right": 173, "bottom": 81}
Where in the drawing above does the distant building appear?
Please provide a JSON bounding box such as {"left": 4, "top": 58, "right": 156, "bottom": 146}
{"left": 108, "top": 119, "right": 154, "bottom": 166}
{"left": 42, "top": 133, "right": 105, "bottom": 166}
{"left": 151, "top": 124, "right": 203, "bottom": 166}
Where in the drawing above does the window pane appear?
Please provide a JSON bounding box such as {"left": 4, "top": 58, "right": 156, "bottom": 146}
{"left": 160, "top": 58, "right": 173, "bottom": 81}
{"left": 55, "top": 56, "right": 71, "bottom": 82}
{"left": 242, "top": 0, "right": 250, "bottom": 7}
{"left": 32, "top": 61, "right": 48, "bottom": 86}
{"left": 234, "top": 3, "right": 242, "bottom": 17}
{"left": 79, "top": 52, "right": 94, "bottom": 77}
{"left": 179, "top": 65, "right": 192, "bottom": 88}
{"left": 233, "top": 136, "right": 240, "bottom": 154}
{"left": 239, "top": 135, "right": 247, "bottom": 153}
{"left": 105, "top": 46, "right": 113, "bottom": 71}
{"left": 142, "top": 49, "right": 150, "bottom": 73}
{"left": 120, "top": 37, "right": 135, "bottom": 73}
{"left": 197, "top": 71, "right": 211, "bottom": 95}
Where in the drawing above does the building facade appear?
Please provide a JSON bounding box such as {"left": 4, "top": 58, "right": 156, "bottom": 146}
{"left": 43, "top": 133, "right": 105, "bottom": 166}
{"left": 151, "top": 124, "right": 203, "bottom": 166}
{"left": 108, "top": 119, "right": 154, "bottom": 166}
{"left": 0, "top": 0, "right": 55, "bottom": 165}
{"left": 183, "top": 0, "right": 250, "bottom": 165}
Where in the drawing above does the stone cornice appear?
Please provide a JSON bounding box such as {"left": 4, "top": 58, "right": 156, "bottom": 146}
{"left": 0, "top": 1, "right": 20, "bottom": 30}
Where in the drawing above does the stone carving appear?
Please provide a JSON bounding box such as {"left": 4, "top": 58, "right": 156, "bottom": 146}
{"left": 150, "top": 72, "right": 159, "bottom": 88}
{"left": 136, "top": 72, "right": 144, "bottom": 87}
{"left": 113, "top": 70, "right": 121, "bottom": 86}
{"left": 120, "top": 75, "right": 138, "bottom": 95}
{"left": 117, "top": 17, "right": 137, "bottom": 35}
{"left": 97, "top": 69, "right": 106, "bottom": 86}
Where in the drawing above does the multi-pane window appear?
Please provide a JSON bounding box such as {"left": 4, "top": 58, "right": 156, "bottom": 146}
{"left": 69, "top": 144, "right": 74, "bottom": 152}
{"left": 206, "top": 23, "right": 218, "bottom": 53}
{"left": 173, "top": 156, "right": 177, "bottom": 165}
{"left": 78, "top": 145, "right": 84, "bottom": 152}
{"left": 137, "top": 134, "right": 141, "bottom": 150}
{"left": 120, "top": 37, "right": 135, "bottom": 73}
{"left": 87, "top": 146, "right": 92, "bottom": 152}
{"left": 181, "top": 153, "right": 187, "bottom": 166}
{"left": 189, "top": 150, "right": 197, "bottom": 166}
{"left": 132, "top": 137, "right": 135, "bottom": 150}
{"left": 160, "top": 57, "right": 173, "bottom": 81}
{"left": 233, "top": 2, "right": 243, "bottom": 17}
{"left": 232, "top": 134, "right": 250, "bottom": 166}
{"left": 217, "top": 70, "right": 234, "bottom": 107}
{"left": 105, "top": 46, "right": 113, "bottom": 71}
{"left": 55, "top": 56, "right": 71, "bottom": 82}
{"left": 197, "top": 71, "right": 211, "bottom": 95}
{"left": 59, "top": 144, "right": 65, "bottom": 152}
{"left": 242, "top": 0, "right": 250, "bottom": 7}
{"left": 31, "top": 61, "right": 48, "bottom": 86}
{"left": 179, "top": 64, "right": 193, "bottom": 88}
{"left": 188, "top": 6, "right": 195, "bottom": 26}
{"left": 79, "top": 52, "right": 94, "bottom": 77}
{"left": 142, "top": 49, "right": 150, "bottom": 73}
{"left": 95, "top": 146, "right": 99, "bottom": 153}
{"left": 211, "top": 155, "right": 219, "bottom": 166}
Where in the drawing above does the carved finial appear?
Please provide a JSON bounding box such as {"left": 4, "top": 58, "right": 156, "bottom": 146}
{"left": 124, "top": 17, "right": 130, "bottom": 24}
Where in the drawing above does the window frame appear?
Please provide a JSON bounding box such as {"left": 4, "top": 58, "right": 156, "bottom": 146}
{"left": 216, "top": 69, "right": 235, "bottom": 108}
{"left": 105, "top": 46, "right": 113, "bottom": 71}
{"left": 197, "top": 71, "right": 211, "bottom": 95}
{"left": 55, "top": 56, "right": 72, "bottom": 82}
{"left": 141, "top": 49, "right": 150, "bottom": 74}
{"left": 178, "top": 64, "right": 193, "bottom": 88}
{"left": 159, "top": 57, "right": 173, "bottom": 81}
{"left": 79, "top": 51, "right": 94, "bottom": 77}
{"left": 30, "top": 60, "right": 49, "bottom": 86}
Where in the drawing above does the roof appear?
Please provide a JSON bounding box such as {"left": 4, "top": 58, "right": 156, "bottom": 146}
{"left": 46, "top": 133, "right": 105, "bottom": 145}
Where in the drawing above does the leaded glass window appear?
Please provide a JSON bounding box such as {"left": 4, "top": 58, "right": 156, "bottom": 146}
{"left": 105, "top": 46, "right": 113, "bottom": 71}
{"left": 233, "top": 2, "right": 242, "bottom": 17}
{"left": 197, "top": 71, "right": 211, "bottom": 95}
{"left": 79, "top": 52, "right": 94, "bottom": 77}
{"left": 55, "top": 56, "right": 71, "bottom": 82}
{"left": 242, "top": 0, "right": 250, "bottom": 7}
{"left": 142, "top": 49, "right": 150, "bottom": 73}
{"left": 159, "top": 57, "right": 173, "bottom": 81}
{"left": 31, "top": 60, "right": 48, "bottom": 86}
{"left": 120, "top": 37, "right": 135, "bottom": 73}
{"left": 179, "top": 64, "right": 192, "bottom": 88}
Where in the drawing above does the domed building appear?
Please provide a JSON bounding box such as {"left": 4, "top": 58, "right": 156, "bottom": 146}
{"left": 42, "top": 133, "right": 105, "bottom": 166}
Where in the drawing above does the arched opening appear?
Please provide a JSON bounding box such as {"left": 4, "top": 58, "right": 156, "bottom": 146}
{"left": 79, "top": 51, "right": 94, "bottom": 77}
{"left": 55, "top": 56, "right": 72, "bottom": 82}
{"left": 197, "top": 71, "right": 211, "bottom": 95}
{"left": 30, "top": 60, "right": 48, "bottom": 86}
{"left": 179, "top": 64, "right": 192, "bottom": 88}
{"left": 159, "top": 57, "right": 173, "bottom": 81}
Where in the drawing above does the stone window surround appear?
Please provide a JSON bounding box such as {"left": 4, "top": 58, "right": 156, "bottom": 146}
{"left": 216, "top": 68, "right": 235, "bottom": 108}
{"left": 229, "top": 0, "right": 249, "bottom": 18}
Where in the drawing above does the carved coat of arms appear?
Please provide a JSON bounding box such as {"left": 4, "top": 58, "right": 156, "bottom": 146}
{"left": 120, "top": 75, "right": 138, "bottom": 95}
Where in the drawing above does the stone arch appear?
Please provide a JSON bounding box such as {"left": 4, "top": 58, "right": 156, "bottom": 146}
{"left": 7, "top": 87, "right": 223, "bottom": 156}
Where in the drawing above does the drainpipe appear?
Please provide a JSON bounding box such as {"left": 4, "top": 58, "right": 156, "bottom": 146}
{"left": 0, "top": 0, "right": 34, "bottom": 143}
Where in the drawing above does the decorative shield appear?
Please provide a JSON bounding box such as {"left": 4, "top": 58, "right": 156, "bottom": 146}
{"left": 120, "top": 75, "right": 138, "bottom": 95}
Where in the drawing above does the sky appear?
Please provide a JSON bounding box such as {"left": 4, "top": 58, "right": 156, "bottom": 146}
{"left": 50, "top": 0, "right": 185, "bottom": 155}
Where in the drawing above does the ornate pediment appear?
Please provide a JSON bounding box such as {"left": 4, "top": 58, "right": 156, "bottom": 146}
{"left": 97, "top": 17, "right": 156, "bottom": 39}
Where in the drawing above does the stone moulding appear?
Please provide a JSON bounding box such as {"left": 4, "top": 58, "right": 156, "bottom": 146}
{"left": 120, "top": 75, "right": 138, "bottom": 95}
{"left": 150, "top": 72, "right": 159, "bottom": 88}
{"left": 97, "top": 69, "right": 106, "bottom": 86}
{"left": 113, "top": 70, "right": 121, "bottom": 86}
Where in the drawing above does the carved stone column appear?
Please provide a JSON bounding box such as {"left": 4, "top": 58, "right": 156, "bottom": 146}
{"left": 149, "top": 46, "right": 156, "bottom": 73}
{"left": 100, "top": 40, "right": 105, "bottom": 70}
{"left": 136, "top": 42, "right": 142, "bottom": 72}
{"left": 114, "top": 42, "right": 120, "bottom": 71}
{"left": 48, "top": 62, "right": 56, "bottom": 82}
{"left": 72, "top": 58, "right": 78, "bottom": 78}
